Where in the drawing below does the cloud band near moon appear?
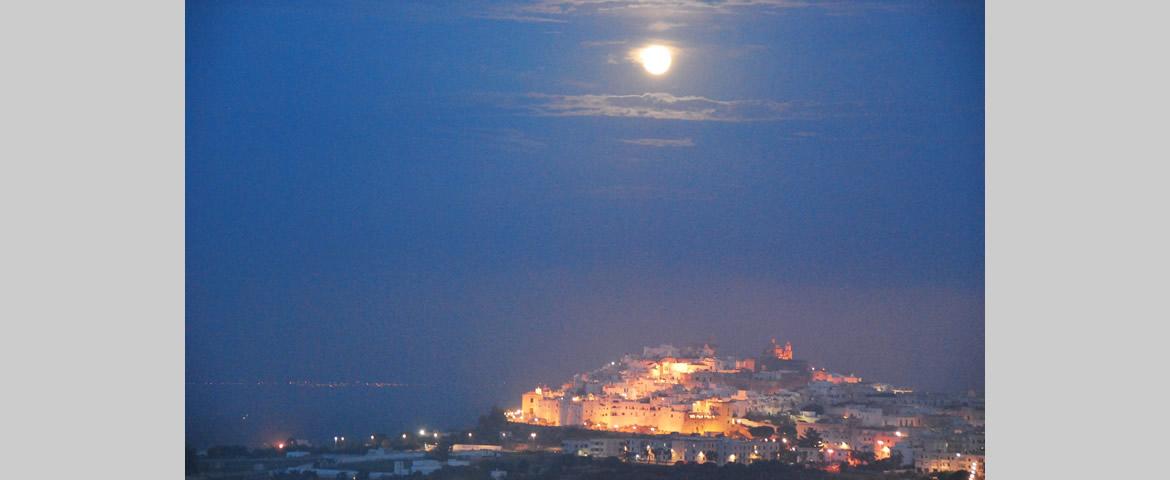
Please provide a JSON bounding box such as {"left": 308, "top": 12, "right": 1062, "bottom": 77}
{"left": 507, "top": 92, "right": 823, "bottom": 122}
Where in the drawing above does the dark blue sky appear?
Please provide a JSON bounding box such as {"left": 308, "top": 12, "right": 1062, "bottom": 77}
{"left": 187, "top": 0, "right": 983, "bottom": 421}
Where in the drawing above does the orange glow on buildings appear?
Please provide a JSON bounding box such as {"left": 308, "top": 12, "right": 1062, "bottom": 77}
{"left": 508, "top": 339, "right": 931, "bottom": 449}
{"left": 768, "top": 338, "right": 793, "bottom": 360}
{"left": 510, "top": 341, "right": 812, "bottom": 437}
{"left": 812, "top": 370, "right": 862, "bottom": 384}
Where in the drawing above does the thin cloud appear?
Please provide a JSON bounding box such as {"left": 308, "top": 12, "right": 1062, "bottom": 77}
{"left": 518, "top": 92, "right": 814, "bottom": 122}
{"left": 620, "top": 137, "right": 695, "bottom": 147}
{"left": 475, "top": 13, "right": 569, "bottom": 24}
{"left": 481, "top": 1, "right": 903, "bottom": 23}
{"left": 516, "top": 0, "right": 815, "bottom": 17}
{"left": 559, "top": 78, "right": 600, "bottom": 90}
{"left": 581, "top": 40, "right": 628, "bottom": 48}
{"left": 648, "top": 21, "right": 687, "bottom": 32}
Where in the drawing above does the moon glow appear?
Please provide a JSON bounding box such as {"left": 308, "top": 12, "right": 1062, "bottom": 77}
{"left": 639, "top": 45, "right": 672, "bottom": 76}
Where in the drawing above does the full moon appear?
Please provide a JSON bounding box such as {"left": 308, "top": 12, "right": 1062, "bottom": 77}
{"left": 639, "top": 45, "right": 672, "bottom": 76}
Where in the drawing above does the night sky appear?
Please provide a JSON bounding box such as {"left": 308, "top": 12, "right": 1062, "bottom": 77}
{"left": 187, "top": 0, "right": 983, "bottom": 441}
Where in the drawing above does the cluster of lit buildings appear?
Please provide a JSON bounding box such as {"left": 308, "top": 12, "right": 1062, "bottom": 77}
{"left": 510, "top": 340, "right": 811, "bottom": 436}
{"left": 562, "top": 436, "right": 785, "bottom": 466}
{"left": 511, "top": 339, "right": 985, "bottom": 477}
{"left": 795, "top": 380, "right": 984, "bottom": 475}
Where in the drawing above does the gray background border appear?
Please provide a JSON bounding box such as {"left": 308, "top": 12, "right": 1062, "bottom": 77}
{"left": 2, "top": 0, "right": 1167, "bottom": 477}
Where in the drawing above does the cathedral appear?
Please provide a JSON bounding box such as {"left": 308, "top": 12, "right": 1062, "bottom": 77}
{"left": 767, "top": 338, "right": 793, "bottom": 360}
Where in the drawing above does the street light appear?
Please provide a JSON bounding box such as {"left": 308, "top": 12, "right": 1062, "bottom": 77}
{"left": 419, "top": 429, "right": 426, "bottom": 436}
{"left": 530, "top": 432, "right": 537, "bottom": 440}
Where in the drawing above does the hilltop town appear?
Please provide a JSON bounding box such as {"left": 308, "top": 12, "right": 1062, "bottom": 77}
{"left": 509, "top": 340, "right": 984, "bottom": 478}
{"left": 187, "top": 340, "right": 984, "bottom": 480}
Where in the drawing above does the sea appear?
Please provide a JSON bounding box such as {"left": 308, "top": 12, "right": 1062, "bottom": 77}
{"left": 185, "top": 381, "right": 498, "bottom": 448}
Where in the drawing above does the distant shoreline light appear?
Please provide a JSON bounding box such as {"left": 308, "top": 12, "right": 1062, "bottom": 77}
{"left": 188, "top": 380, "right": 422, "bottom": 388}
